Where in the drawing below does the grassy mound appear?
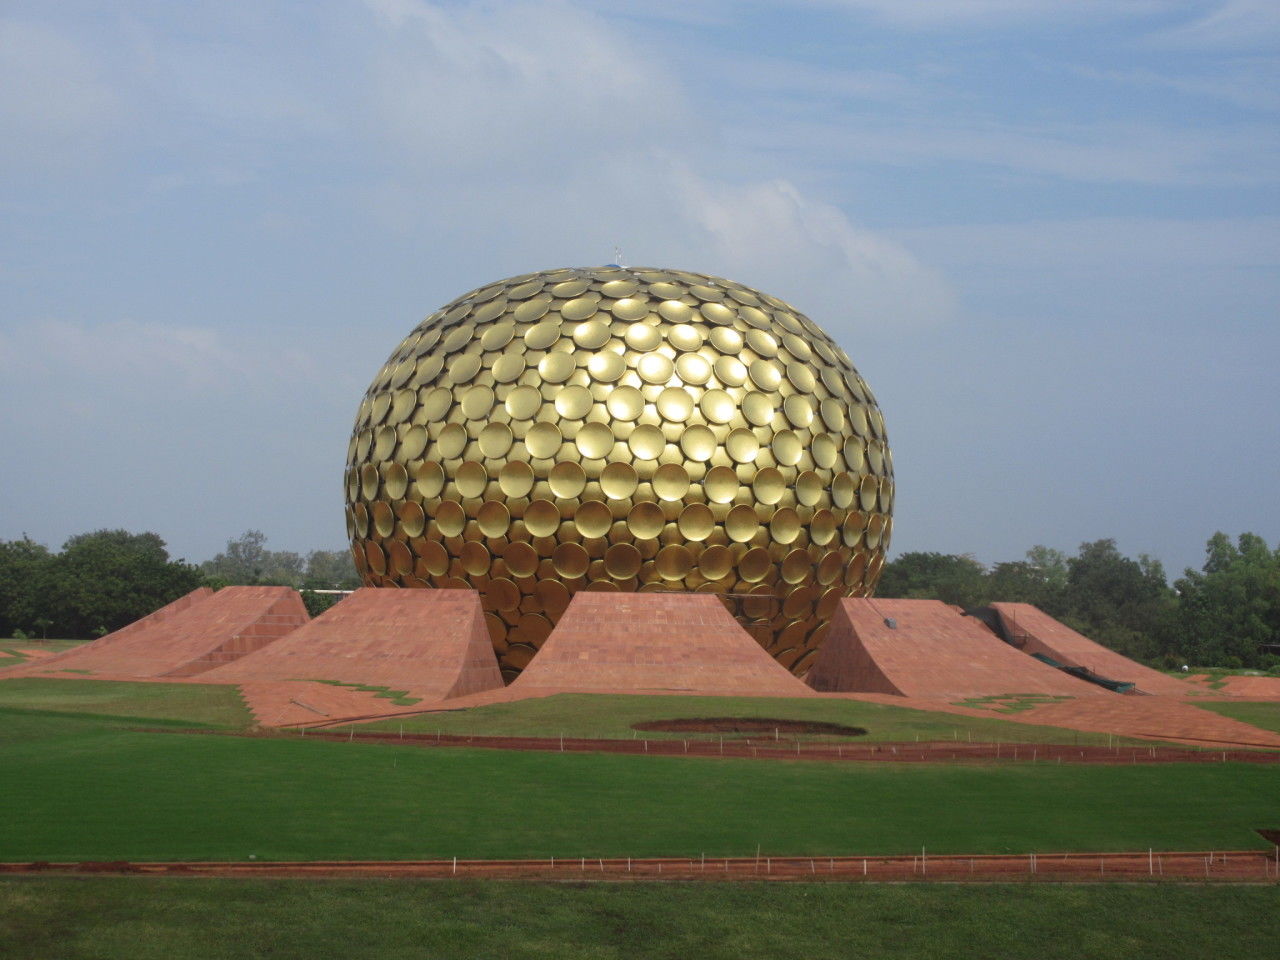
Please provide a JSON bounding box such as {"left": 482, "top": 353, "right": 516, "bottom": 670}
{"left": 353, "top": 693, "right": 1144, "bottom": 745}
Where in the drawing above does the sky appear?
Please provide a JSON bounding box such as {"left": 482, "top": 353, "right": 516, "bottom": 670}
{"left": 1, "top": 0, "right": 1277, "bottom": 576}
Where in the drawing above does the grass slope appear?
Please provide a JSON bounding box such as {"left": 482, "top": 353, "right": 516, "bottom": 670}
{"left": 0, "top": 713, "right": 1275, "bottom": 861}
{"left": 0, "top": 679, "right": 252, "bottom": 731}
{"left": 1194, "top": 701, "right": 1280, "bottom": 735}
{"left": 355, "top": 693, "right": 1138, "bottom": 745}
{"left": 2, "top": 879, "right": 1279, "bottom": 960}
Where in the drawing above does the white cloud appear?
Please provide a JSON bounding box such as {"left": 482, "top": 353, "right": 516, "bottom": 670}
{"left": 795, "top": 0, "right": 1168, "bottom": 28}
{"left": 1150, "top": 0, "right": 1280, "bottom": 48}
{"left": 362, "top": 0, "right": 688, "bottom": 172}
{"left": 0, "top": 318, "right": 320, "bottom": 408}
{"left": 0, "top": 19, "right": 123, "bottom": 166}
{"left": 675, "top": 172, "right": 954, "bottom": 327}
{"left": 758, "top": 114, "right": 1279, "bottom": 186}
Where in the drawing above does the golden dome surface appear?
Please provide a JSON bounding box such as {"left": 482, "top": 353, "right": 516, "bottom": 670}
{"left": 345, "top": 266, "right": 893, "bottom": 680}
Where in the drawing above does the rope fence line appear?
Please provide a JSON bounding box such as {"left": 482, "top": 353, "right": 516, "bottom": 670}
{"left": 260, "top": 729, "right": 1280, "bottom": 765}
{"left": 4, "top": 849, "right": 1277, "bottom": 883}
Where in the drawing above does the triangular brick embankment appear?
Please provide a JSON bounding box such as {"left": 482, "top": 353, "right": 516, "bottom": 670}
{"left": 806, "top": 599, "right": 1097, "bottom": 699}
{"left": 989, "top": 603, "right": 1194, "bottom": 697}
{"left": 508, "top": 592, "right": 814, "bottom": 697}
{"left": 0, "top": 587, "right": 214, "bottom": 678}
{"left": 0, "top": 587, "right": 307, "bottom": 680}
{"left": 201, "top": 588, "right": 504, "bottom": 704}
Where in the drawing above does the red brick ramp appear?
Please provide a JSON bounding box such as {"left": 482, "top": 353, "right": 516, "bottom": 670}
{"left": 806, "top": 599, "right": 1097, "bottom": 699}
{"left": 201, "top": 588, "right": 503, "bottom": 704}
{"left": 0, "top": 587, "right": 305, "bottom": 680}
{"left": 508, "top": 592, "right": 813, "bottom": 697}
{"left": 990, "top": 603, "right": 1193, "bottom": 697}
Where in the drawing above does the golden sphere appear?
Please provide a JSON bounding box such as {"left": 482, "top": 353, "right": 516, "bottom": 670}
{"left": 345, "top": 266, "right": 893, "bottom": 680}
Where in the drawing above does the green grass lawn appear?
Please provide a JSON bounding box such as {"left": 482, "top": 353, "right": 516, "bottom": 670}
{"left": 0, "top": 678, "right": 252, "bottom": 732}
{"left": 0, "top": 707, "right": 1275, "bottom": 861}
{"left": 2, "top": 879, "right": 1278, "bottom": 960}
{"left": 1194, "top": 701, "right": 1280, "bottom": 735}
{"left": 0, "top": 638, "right": 91, "bottom": 665}
{"left": 353, "top": 692, "right": 1143, "bottom": 746}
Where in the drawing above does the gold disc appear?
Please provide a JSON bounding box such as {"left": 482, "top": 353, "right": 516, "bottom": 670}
{"left": 753, "top": 467, "right": 785, "bottom": 505}
{"left": 525, "top": 422, "right": 563, "bottom": 459}
{"left": 478, "top": 422, "right": 514, "bottom": 459}
{"left": 679, "top": 425, "right": 717, "bottom": 462}
{"left": 677, "top": 503, "right": 715, "bottom": 541}
{"left": 504, "top": 385, "right": 542, "bottom": 420}
{"left": 770, "top": 507, "right": 801, "bottom": 545}
{"left": 498, "top": 461, "right": 535, "bottom": 498}
{"left": 524, "top": 499, "right": 561, "bottom": 538}
{"left": 726, "top": 504, "right": 760, "bottom": 542}
{"left": 652, "top": 463, "right": 690, "bottom": 501}
{"left": 627, "top": 501, "right": 666, "bottom": 539}
{"left": 552, "top": 541, "right": 590, "bottom": 578}
{"left": 796, "top": 470, "right": 823, "bottom": 506}
{"left": 655, "top": 544, "right": 693, "bottom": 580}
{"left": 503, "top": 541, "right": 539, "bottom": 578}
{"left": 600, "top": 461, "right": 639, "bottom": 500}
{"left": 606, "top": 386, "right": 645, "bottom": 421}
{"left": 460, "top": 542, "right": 491, "bottom": 577}
{"left": 455, "top": 461, "right": 488, "bottom": 499}
{"left": 703, "top": 465, "right": 739, "bottom": 503}
{"left": 476, "top": 500, "right": 511, "bottom": 537}
{"left": 548, "top": 461, "right": 587, "bottom": 499}
{"left": 698, "top": 543, "right": 733, "bottom": 581}
{"left": 574, "top": 500, "right": 612, "bottom": 538}
{"left": 575, "top": 421, "right": 615, "bottom": 459}
{"left": 627, "top": 424, "right": 665, "bottom": 460}
{"left": 434, "top": 500, "right": 466, "bottom": 537}
{"left": 604, "top": 542, "right": 643, "bottom": 578}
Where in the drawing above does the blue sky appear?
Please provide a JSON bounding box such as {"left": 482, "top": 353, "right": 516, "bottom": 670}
{"left": 1, "top": 0, "right": 1276, "bottom": 575}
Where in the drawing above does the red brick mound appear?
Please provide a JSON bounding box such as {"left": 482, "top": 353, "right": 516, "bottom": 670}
{"left": 201, "top": 588, "right": 503, "bottom": 703}
{"left": 0, "top": 587, "right": 305, "bottom": 680}
{"left": 990, "top": 603, "right": 1194, "bottom": 696}
{"left": 509, "top": 592, "right": 813, "bottom": 697}
{"left": 806, "top": 599, "right": 1096, "bottom": 698}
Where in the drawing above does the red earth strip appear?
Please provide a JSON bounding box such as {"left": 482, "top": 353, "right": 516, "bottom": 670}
{"left": 3, "top": 851, "right": 1277, "bottom": 883}
{"left": 168, "top": 729, "right": 1280, "bottom": 765}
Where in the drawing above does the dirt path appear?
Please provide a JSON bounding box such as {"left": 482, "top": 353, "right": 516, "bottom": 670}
{"left": 3, "top": 850, "right": 1276, "bottom": 883}
{"left": 202, "top": 728, "right": 1280, "bottom": 765}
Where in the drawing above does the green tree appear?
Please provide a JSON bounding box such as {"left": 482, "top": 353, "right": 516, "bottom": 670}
{"left": 1170, "top": 532, "right": 1280, "bottom": 668}
{"left": 987, "top": 545, "right": 1070, "bottom": 616}
{"left": 875, "top": 552, "right": 989, "bottom": 608}
{"left": 0, "top": 536, "right": 57, "bottom": 637}
{"left": 52, "top": 529, "right": 202, "bottom": 637}
{"left": 303, "top": 549, "right": 360, "bottom": 590}
{"left": 1063, "top": 539, "right": 1172, "bottom": 662}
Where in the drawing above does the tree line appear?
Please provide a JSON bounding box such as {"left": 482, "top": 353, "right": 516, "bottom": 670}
{"left": 0, "top": 529, "right": 358, "bottom": 640}
{"left": 878, "top": 533, "right": 1280, "bottom": 671}
{"left": 1, "top": 527, "right": 1277, "bottom": 671}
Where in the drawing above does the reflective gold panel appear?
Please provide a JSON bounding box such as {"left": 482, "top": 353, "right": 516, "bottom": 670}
{"left": 346, "top": 266, "right": 893, "bottom": 679}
